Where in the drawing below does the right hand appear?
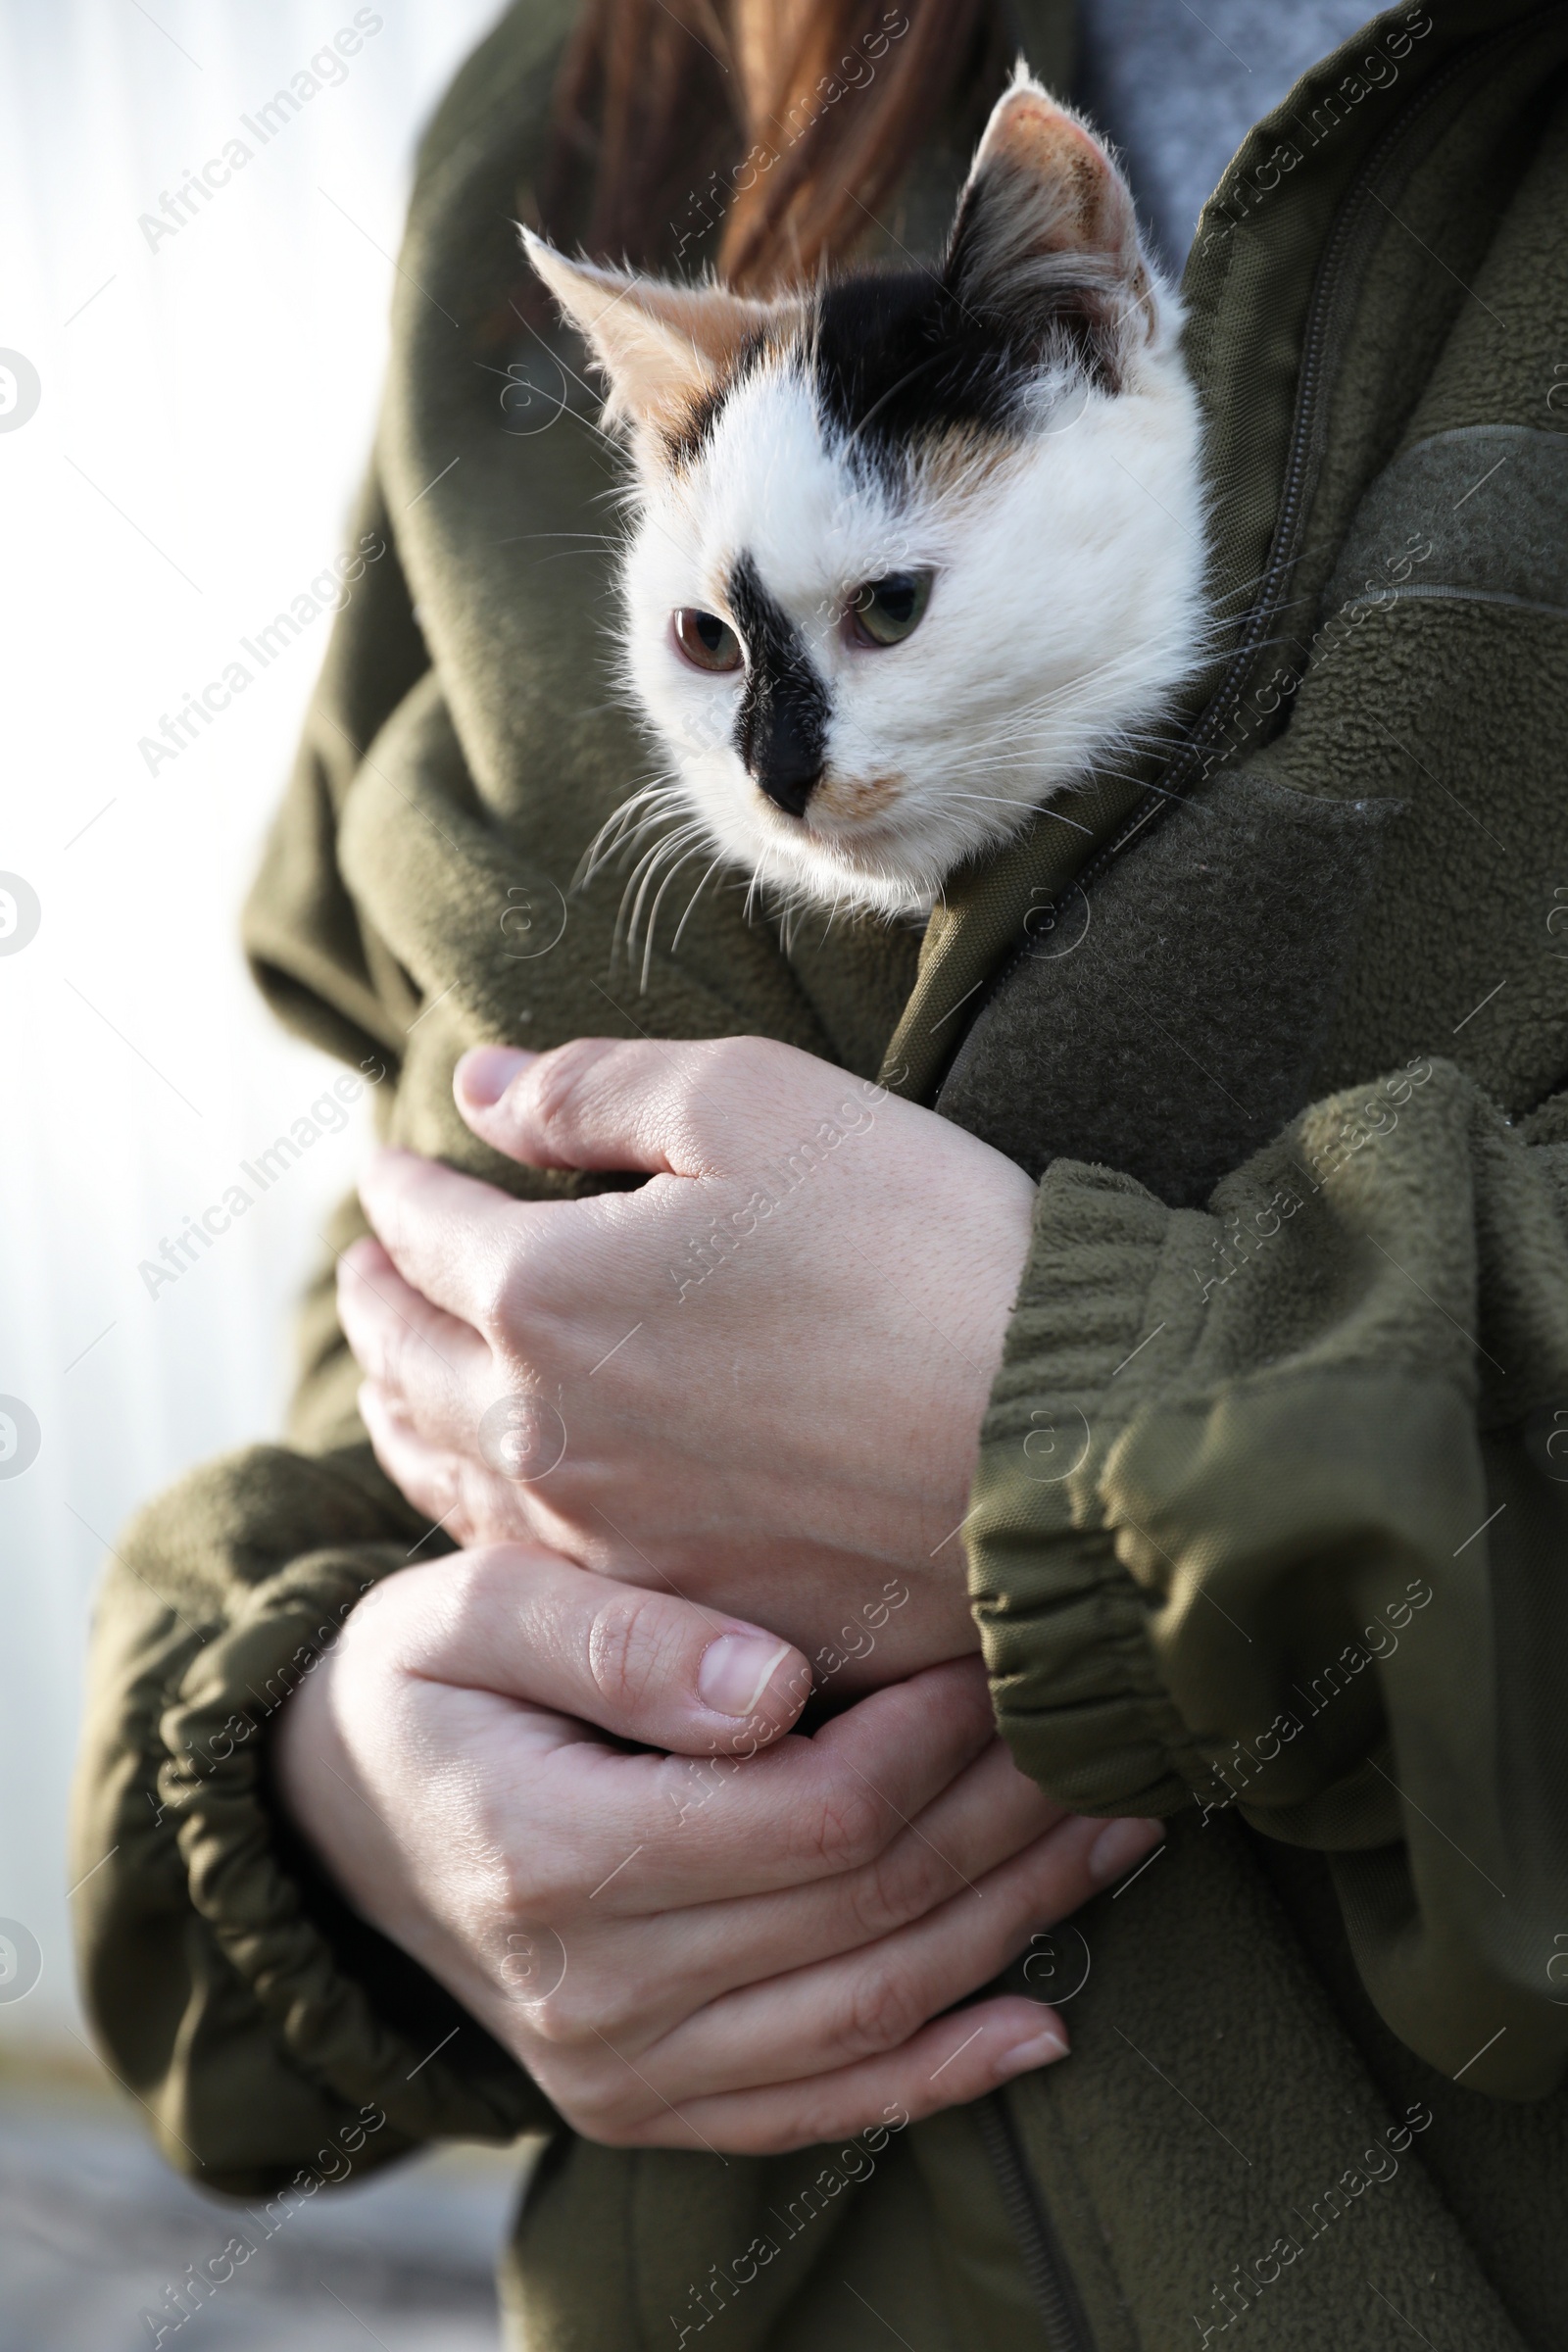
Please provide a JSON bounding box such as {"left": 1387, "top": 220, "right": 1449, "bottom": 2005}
{"left": 273, "top": 1544, "right": 1162, "bottom": 2155}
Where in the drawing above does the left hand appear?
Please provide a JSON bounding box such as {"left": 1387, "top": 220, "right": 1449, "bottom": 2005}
{"left": 275, "top": 1544, "right": 1163, "bottom": 2155}
{"left": 340, "top": 1035, "right": 1038, "bottom": 1688}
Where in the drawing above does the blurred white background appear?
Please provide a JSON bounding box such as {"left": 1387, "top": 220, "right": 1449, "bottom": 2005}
{"left": 0, "top": 4, "right": 523, "bottom": 2340}
{"left": 0, "top": 9, "right": 543, "bottom": 2332}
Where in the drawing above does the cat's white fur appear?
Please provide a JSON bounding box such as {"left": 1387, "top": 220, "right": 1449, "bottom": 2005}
{"left": 524, "top": 71, "right": 1206, "bottom": 925}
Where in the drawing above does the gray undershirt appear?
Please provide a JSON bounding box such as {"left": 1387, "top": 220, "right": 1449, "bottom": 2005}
{"left": 1076, "top": 0, "right": 1382, "bottom": 270}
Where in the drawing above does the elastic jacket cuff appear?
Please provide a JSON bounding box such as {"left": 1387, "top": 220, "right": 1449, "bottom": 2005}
{"left": 966, "top": 1159, "right": 1213, "bottom": 1814}
{"left": 160, "top": 1553, "right": 554, "bottom": 2152}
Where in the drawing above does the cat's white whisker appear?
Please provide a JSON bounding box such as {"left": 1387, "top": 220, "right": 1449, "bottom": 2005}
{"left": 639, "top": 830, "right": 715, "bottom": 985}
{"left": 608, "top": 819, "right": 688, "bottom": 944}
{"left": 620, "top": 822, "right": 710, "bottom": 974}
{"left": 576, "top": 777, "right": 690, "bottom": 892}
{"left": 669, "top": 852, "right": 733, "bottom": 958}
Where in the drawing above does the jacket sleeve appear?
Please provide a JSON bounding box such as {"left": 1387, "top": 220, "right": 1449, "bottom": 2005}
{"left": 968, "top": 1056, "right": 1568, "bottom": 2098}
{"left": 70, "top": 1435, "right": 557, "bottom": 2196}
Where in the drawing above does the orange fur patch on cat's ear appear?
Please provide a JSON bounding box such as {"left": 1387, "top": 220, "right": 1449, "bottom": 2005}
{"left": 953, "top": 69, "right": 1154, "bottom": 342}
{"left": 974, "top": 80, "right": 1134, "bottom": 257}
{"left": 519, "top": 230, "right": 777, "bottom": 446}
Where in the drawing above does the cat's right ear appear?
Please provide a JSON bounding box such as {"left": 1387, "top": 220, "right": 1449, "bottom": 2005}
{"left": 519, "top": 230, "right": 774, "bottom": 454}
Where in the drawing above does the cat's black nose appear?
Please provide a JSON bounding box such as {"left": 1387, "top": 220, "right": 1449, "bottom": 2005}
{"left": 727, "top": 552, "right": 829, "bottom": 822}
{"left": 752, "top": 743, "right": 822, "bottom": 818}
{"left": 740, "top": 677, "right": 826, "bottom": 817}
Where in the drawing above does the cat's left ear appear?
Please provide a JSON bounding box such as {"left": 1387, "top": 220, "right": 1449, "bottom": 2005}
{"left": 520, "top": 229, "right": 777, "bottom": 454}
{"left": 945, "top": 68, "right": 1164, "bottom": 384}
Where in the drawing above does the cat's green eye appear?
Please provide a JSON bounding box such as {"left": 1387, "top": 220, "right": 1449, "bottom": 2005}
{"left": 673, "top": 608, "right": 743, "bottom": 673}
{"left": 847, "top": 568, "right": 934, "bottom": 649}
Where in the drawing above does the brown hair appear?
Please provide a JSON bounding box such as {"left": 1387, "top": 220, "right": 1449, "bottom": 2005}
{"left": 535, "top": 0, "right": 1010, "bottom": 296}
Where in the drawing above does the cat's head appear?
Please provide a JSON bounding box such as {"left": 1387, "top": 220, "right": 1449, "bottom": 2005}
{"left": 522, "top": 68, "right": 1204, "bottom": 919}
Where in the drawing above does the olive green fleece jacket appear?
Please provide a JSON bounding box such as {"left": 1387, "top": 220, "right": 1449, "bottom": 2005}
{"left": 71, "top": 2, "right": 1568, "bottom": 2346}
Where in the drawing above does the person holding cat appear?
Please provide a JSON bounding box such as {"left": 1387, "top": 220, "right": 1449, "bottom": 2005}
{"left": 75, "top": 2, "right": 1568, "bottom": 2346}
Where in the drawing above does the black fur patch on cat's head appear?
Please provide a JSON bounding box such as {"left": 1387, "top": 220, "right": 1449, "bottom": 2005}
{"left": 806, "top": 251, "right": 1115, "bottom": 481}
{"left": 663, "top": 267, "right": 1108, "bottom": 481}
{"left": 666, "top": 210, "right": 1128, "bottom": 483}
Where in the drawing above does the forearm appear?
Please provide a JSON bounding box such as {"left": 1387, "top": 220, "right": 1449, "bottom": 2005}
{"left": 967, "top": 1059, "right": 1568, "bottom": 2093}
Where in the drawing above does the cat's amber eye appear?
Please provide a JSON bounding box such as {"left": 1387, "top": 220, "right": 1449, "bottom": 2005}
{"left": 672, "top": 609, "right": 743, "bottom": 673}
{"left": 847, "top": 568, "right": 934, "bottom": 649}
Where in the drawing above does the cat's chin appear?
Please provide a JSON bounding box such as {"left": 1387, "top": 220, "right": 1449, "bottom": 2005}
{"left": 742, "top": 807, "right": 1008, "bottom": 921}
{"left": 758, "top": 852, "right": 937, "bottom": 921}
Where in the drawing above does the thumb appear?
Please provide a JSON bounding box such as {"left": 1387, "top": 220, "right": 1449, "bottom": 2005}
{"left": 453, "top": 1035, "right": 844, "bottom": 1178}
{"left": 384, "top": 1543, "right": 810, "bottom": 1756}
{"left": 454, "top": 1038, "right": 699, "bottom": 1176}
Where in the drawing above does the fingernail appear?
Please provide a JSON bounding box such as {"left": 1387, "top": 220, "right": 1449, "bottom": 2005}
{"left": 1088, "top": 1816, "right": 1164, "bottom": 1885}
{"left": 458, "top": 1046, "right": 536, "bottom": 1109}
{"left": 698, "top": 1634, "right": 793, "bottom": 1718}
{"left": 999, "top": 2027, "right": 1068, "bottom": 2078}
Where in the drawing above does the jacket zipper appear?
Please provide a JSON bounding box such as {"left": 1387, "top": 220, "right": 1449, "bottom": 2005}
{"left": 977, "top": 2090, "right": 1095, "bottom": 2351}
{"left": 974, "top": 14, "right": 1564, "bottom": 2336}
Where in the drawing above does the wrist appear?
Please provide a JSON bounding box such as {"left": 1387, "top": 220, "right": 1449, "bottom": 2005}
{"left": 270, "top": 1650, "right": 342, "bottom": 1852}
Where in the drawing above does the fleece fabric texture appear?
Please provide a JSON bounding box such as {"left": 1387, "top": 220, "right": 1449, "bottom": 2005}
{"left": 70, "top": 2, "right": 1568, "bottom": 2347}
{"left": 933, "top": 765, "right": 1405, "bottom": 1204}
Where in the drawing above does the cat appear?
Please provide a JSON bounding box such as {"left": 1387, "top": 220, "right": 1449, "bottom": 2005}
{"left": 522, "top": 67, "right": 1205, "bottom": 936}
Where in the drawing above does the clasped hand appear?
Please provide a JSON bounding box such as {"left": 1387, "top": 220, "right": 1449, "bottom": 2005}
{"left": 339, "top": 1032, "right": 1041, "bottom": 1680}
{"left": 276, "top": 1544, "right": 1160, "bottom": 2152}
{"left": 274, "top": 1035, "right": 1161, "bottom": 2154}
